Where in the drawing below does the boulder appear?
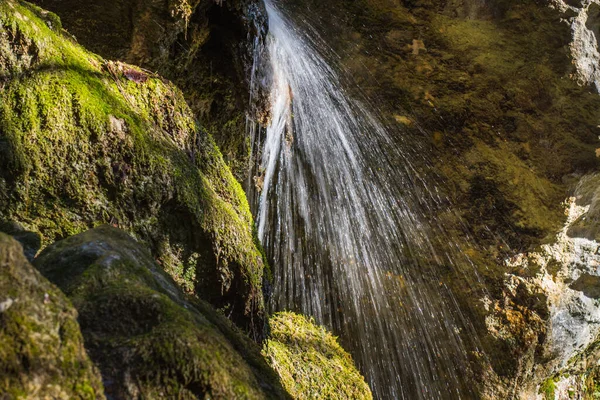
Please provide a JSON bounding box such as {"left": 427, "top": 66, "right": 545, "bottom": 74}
{"left": 34, "top": 225, "right": 289, "bottom": 399}
{"left": 0, "top": 233, "right": 105, "bottom": 399}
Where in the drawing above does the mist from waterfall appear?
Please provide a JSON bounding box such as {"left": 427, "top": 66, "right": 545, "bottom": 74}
{"left": 248, "top": 1, "right": 482, "bottom": 398}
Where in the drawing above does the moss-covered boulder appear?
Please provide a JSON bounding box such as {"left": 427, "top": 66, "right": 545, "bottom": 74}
{"left": 31, "top": 0, "right": 269, "bottom": 181}
{"left": 263, "top": 312, "right": 372, "bottom": 400}
{"left": 33, "top": 225, "right": 289, "bottom": 399}
{"left": 0, "top": 0, "right": 266, "bottom": 336}
{"left": 0, "top": 232, "right": 105, "bottom": 399}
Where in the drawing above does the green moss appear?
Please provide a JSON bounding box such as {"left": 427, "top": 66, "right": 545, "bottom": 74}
{"left": 540, "top": 378, "right": 556, "bottom": 400}
{"left": 0, "top": 233, "right": 105, "bottom": 399}
{"left": 30, "top": 0, "right": 261, "bottom": 182}
{"left": 34, "top": 225, "right": 290, "bottom": 399}
{"left": 427, "top": 7, "right": 599, "bottom": 244}
{"left": 0, "top": 0, "right": 266, "bottom": 334}
{"left": 584, "top": 369, "right": 600, "bottom": 399}
{"left": 263, "top": 312, "right": 372, "bottom": 400}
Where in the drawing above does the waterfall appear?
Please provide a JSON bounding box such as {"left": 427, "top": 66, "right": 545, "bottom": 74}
{"left": 249, "top": 1, "right": 482, "bottom": 398}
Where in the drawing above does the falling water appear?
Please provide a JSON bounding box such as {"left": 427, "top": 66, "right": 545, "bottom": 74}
{"left": 249, "top": 1, "right": 481, "bottom": 398}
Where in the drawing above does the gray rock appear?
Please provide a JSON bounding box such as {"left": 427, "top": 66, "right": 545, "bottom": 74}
{"left": 551, "top": 0, "right": 600, "bottom": 91}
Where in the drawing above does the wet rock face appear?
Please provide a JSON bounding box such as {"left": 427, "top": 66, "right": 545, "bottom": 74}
{"left": 33, "top": 225, "right": 289, "bottom": 400}
{"left": 0, "top": 233, "right": 105, "bottom": 399}
{"left": 273, "top": 0, "right": 600, "bottom": 395}
{"left": 550, "top": 0, "right": 600, "bottom": 91}
{"left": 30, "top": 0, "right": 265, "bottom": 72}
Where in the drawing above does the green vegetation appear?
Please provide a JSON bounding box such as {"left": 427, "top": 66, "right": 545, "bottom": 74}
{"left": 540, "top": 378, "right": 556, "bottom": 400}
{"left": 0, "top": 233, "right": 105, "bottom": 399}
{"left": 32, "top": 0, "right": 260, "bottom": 181}
{"left": 584, "top": 369, "right": 600, "bottom": 399}
{"left": 0, "top": 0, "right": 266, "bottom": 334}
{"left": 263, "top": 312, "right": 372, "bottom": 400}
{"left": 33, "top": 225, "right": 289, "bottom": 399}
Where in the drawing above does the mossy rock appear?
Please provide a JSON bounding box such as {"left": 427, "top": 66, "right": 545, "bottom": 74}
{"left": 33, "top": 225, "right": 290, "bottom": 400}
{"left": 0, "top": 232, "right": 105, "bottom": 399}
{"left": 0, "top": 0, "right": 266, "bottom": 336}
{"left": 30, "top": 0, "right": 268, "bottom": 181}
{"left": 539, "top": 377, "right": 556, "bottom": 400}
{"left": 263, "top": 312, "right": 373, "bottom": 400}
{"left": 0, "top": 220, "right": 42, "bottom": 261}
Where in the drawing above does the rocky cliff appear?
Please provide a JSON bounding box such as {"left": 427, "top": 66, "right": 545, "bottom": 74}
{"left": 5, "top": 0, "right": 600, "bottom": 398}
{"left": 243, "top": 0, "right": 600, "bottom": 397}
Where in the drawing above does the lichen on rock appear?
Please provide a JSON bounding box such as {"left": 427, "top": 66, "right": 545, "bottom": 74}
{"left": 263, "top": 312, "right": 372, "bottom": 400}
{"left": 0, "top": 0, "right": 267, "bottom": 336}
{"left": 0, "top": 232, "right": 105, "bottom": 400}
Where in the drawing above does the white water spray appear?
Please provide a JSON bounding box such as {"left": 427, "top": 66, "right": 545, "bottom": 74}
{"left": 250, "top": 2, "right": 481, "bottom": 398}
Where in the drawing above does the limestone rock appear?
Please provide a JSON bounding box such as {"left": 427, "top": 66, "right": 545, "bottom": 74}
{"left": 550, "top": 0, "right": 600, "bottom": 91}
{"left": 484, "top": 189, "right": 600, "bottom": 398}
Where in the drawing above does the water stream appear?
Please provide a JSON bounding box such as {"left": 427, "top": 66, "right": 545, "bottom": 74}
{"left": 248, "top": 1, "right": 481, "bottom": 398}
